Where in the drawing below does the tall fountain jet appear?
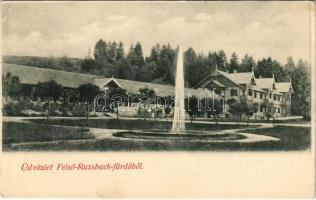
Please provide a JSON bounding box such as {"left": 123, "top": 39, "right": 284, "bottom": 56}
{"left": 171, "top": 46, "right": 186, "bottom": 134}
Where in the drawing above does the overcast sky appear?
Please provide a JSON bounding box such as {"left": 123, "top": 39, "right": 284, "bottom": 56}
{"left": 2, "top": 1, "right": 313, "bottom": 64}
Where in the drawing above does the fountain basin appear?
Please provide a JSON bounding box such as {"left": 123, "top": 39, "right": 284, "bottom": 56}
{"left": 113, "top": 131, "right": 246, "bottom": 141}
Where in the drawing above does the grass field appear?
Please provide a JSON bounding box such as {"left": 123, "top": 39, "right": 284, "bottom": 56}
{"left": 2, "top": 122, "right": 93, "bottom": 150}
{"left": 28, "top": 118, "right": 250, "bottom": 131}
{"left": 19, "top": 126, "right": 309, "bottom": 151}
{"left": 3, "top": 119, "right": 311, "bottom": 151}
{"left": 239, "top": 126, "right": 311, "bottom": 151}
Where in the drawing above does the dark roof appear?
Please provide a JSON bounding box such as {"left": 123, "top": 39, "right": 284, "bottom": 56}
{"left": 2, "top": 63, "right": 100, "bottom": 88}
{"left": 220, "top": 70, "right": 253, "bottom": 85}
{"left": 95, "top": 77, "right": 220, "bottom": 98}
{"left": 2, "top": 63, "right": 220, "bottom": 99}
{"left": 194, "top": 73, "right": 242, "bottom": 89}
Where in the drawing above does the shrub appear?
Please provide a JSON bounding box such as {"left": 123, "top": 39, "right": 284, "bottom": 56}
{"left": 3, "top": 102, "right": 23, "bottom": 116}
{"left": 303, "top": 113, "right": 311, "bottom": 121}
{"left": 71, "top": 104, "right": 86, "bottom": 117}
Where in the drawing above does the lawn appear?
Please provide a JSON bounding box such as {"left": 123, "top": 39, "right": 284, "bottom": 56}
{"left": 2, "top": 122, "right": 93, "bottom": 150}
{"left": 197, "top": 117, "right": 310, "bottom": 124}
{"left": 2, "top": 119, "right": 311, "bottom": 151}
{"left": 28, "top": 118, "right": 249, "bottom": 131}
{"left": 238, "top": 126, "right": 311, "bottom": 151}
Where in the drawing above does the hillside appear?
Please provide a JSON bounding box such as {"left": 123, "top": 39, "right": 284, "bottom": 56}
{"left": 3, "top": 55, "right": 84, "bottom": 73}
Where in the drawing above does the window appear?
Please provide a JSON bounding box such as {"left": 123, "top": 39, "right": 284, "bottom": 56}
{"left": 254, "top": 92, "right": 257, "bottom": 98}
{"left": 278, "top": 96, "right": 280, "bottom": 101}
{"left": 248, "top": 89, "right": 252, "bottom": 96}
{"left": 278, "top": 107, "right": 280, "bottom": 113}
{"left": 231, "top": 89, "right": 238, "bottom": 96}
{"left": 269, "top": 93, "right": 272, "bottom": 99}
{"left": 213, "top": 88, "right": 221, "bottom": 95}
{"left": 260, "top": 106, "right": 264, "bottom": 112}
{"left": 251, "top": 78, "right": 255, "bottom": 84}
{"left": 274, "top": 94, "right": 277, "bottom": 101}
{"left": 260, "top": 92, "right": 263, "bottom": 99}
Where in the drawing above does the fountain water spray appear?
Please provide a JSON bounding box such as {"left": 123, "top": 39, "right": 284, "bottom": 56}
{"left": 171, "top": 46, "right": 186, "bottom": 134}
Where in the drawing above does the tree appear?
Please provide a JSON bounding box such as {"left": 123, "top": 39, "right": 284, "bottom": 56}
{"left": 116, "top": 42, "right": 125, "bottom": 61}
{"left": 185, "top": 96, "right": 199, "bottom": 123}
{"left": 137, "top": 61, "right": 159, "bottom": 82}
{"left": 37, "top": 80, "right": 64, "bottom": 121}
{"left": 255, "top": 57, "right": 285, "bottom": 81}
{"left": 127, "top": 42, "right": 144, "bottom": 68}
{"left": 134, "top": 42, "right": 145, "bottom": 66}
{"left": 78, "top": 83, "right": 100, "bottom": 120}
{"left": 206, "top": 99, "right": 224, "bottom": 121}
{"left": 60, "top": 55, "right": 74, "bottom": 68}
{"left": 117, "top": 60, "right": 136, "bottom": 80}
{"left": 229, "top": 52, "right": 239, "bottom": 73}
{"left": 227, "top": 98, "right": 243, "bottom": 121}
{"left": 241, "top": 101, "right": 258, "bottom": 122}
{"left": 158, "top": 44, "right": 176, "bottom": 84}
{"left": 239, "top": 54, "right": 256, "bottom": 72}
{"left": 291, "top": 59, "right": 311, "bottom": 119}
{"left": 187, "top": 53, "right": 211, "bottom": 87}
{"left": 184, "top": 47, "right": 197, "bottom": 87}
{"left": 108, "top": 41, "right": 117, "bottom": 63}
{"left": 81, "top": 58, "right": 99, "bottom": 72}
{"left": 206, "top": 51, "right": 217, "bottom": 71}
{"left": 139, "top": 87, "right": 155, "bottom": 99}
{"left": 283, "top": 57, "right": 296, "bottom": 76}
{"left": 138, "top": 88, "right": 156, "bottom": 119}
{"left": 94, "top": 39, "right": 108, "bottom": 66}
{"left": 2, "top": 73, "right": 22, "bottom": 100}
{"left": 147, "top": 44, "right": 160, "bottom": 63}
{"left": 126, "top": 44, "right": 135, "bottom": 64}
{"left": 216, "top": 50, "right": 229, "bottom": 71}
{"left": 106, "top": 87, "right": 127, "bottom": 118}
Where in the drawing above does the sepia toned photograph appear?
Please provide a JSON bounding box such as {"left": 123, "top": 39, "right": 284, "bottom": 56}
{"left": 1, "top": 1, "right": 315, "bottom": 198}
{"left": 1, "top": 1, "right": 313, "bottom": 152}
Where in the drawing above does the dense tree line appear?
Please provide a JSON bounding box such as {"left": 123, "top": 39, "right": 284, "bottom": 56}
{"left": 3, "top": 40, "right": 311, "bottom": 118}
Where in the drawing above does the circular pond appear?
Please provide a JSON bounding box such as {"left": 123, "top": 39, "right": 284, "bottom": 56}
{"left": 113, "top": 131, "right": 246, "bottom": 141}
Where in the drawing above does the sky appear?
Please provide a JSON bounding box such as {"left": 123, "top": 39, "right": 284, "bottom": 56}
{"left": 2, "top": 1, "right": 313, "bottom": 64}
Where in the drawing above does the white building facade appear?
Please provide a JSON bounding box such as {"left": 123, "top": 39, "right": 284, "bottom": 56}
{"left": 194, "top": 68, "right": 293, "bottom": 119}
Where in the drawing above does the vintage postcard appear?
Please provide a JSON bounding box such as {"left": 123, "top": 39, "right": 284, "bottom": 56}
{"left": 0, "top": 1, "right": 315, "bottom": 198}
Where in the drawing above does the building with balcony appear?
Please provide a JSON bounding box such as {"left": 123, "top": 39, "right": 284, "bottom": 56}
{"left": 194, "top": 67, "right": 293, "bottom": 118}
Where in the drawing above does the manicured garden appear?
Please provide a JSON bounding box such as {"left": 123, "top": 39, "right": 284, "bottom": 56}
{"left": 2, "top": 119, "right": 311, "bottom": 151}
{"left": 2, "top": 122, "right": 93, "bottom": 150}
{"left": 239, "top": 126, "right": 311, "bottom": 151}
{"left": 28, "top": 118, "right": 249, "bottom": 131}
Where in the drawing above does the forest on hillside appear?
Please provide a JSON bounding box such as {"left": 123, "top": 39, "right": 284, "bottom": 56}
{"left": 3, "top": 39, "right": 311, "bottom": 118}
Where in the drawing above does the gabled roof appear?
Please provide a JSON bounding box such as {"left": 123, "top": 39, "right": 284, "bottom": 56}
{"left": 2, "top": 63, "right": 99, "bottom": 88}
{"left": 255, "top": 78, "right": 275, "bottom": 90}
{"left": 194, "top": 69, "right": 242, "bottom": 89}
{"left": 211, "top": 80, "right": 225, "bottom": 88}
{"left": 3, "top": 63, "right": 220, "bottom": 99}
{"left": 219, "top": 70, "right": 254, "bottom": 85}
{"left": 275, "top": 82, "right": 293, "bottom": 93}
{"left": 248, "top": 85, "right": 264, "bottom": 92}
{"left": 95, "top": 77, "right": 221, "bottom": 99}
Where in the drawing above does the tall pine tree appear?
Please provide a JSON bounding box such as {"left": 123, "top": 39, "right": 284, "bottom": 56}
{"left": 229, "top": 52, "right": 239, "bottom": 73}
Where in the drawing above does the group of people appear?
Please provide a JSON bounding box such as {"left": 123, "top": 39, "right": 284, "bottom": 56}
{"left": 137, "top": 105, "right": 172, "bottom": 120}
